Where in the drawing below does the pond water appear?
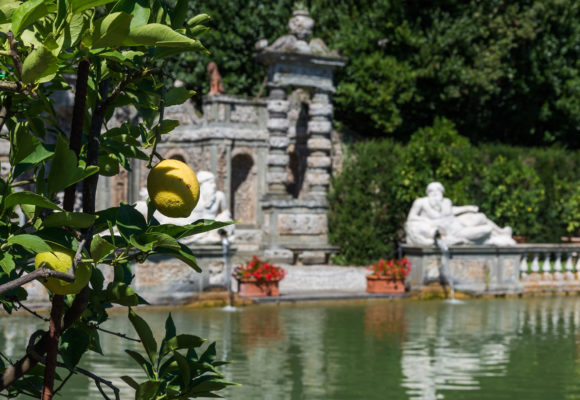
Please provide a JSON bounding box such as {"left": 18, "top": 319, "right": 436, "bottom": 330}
{"left": 2, "top": 296, "right": 580, "bottom": 399}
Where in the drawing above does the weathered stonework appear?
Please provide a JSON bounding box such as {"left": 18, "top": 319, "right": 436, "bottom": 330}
{"left": 269, "top": 136, "right": 290, "bottom": 148}
{"left": 305, "top": 172, "right": 330, "bottom": 186}
{"left": 307, "top": 138, "right": 332, "bottom": 151}
{"left": 267, "top": 118, "right": 290, "bottom": 132}
{"left": 267, "top": 100, "right": 290, "bottom": 114}
{"left": 278, "top": 214, "right": 327, "bottom": 235}
{"left": 307, "top": 120, "right": 332, "bottom": 135}
{"left": 267, "top": 154, "right": 290, "bottom": 166}
{"left": 307, "top": 156, "right": 332, "bottom": 169}
{"left": 309, "top": 103, "right": 333, "bottom": 117}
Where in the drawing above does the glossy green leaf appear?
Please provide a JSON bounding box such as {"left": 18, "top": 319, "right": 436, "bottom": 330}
{"left": 125, "top": 349, "right": 154, "bottom": 378}
{"left": 0, "top": 0, "right": 18, "bottom": 25}
{"left": 130, "top": 232, "right": 180, "bottom": 252}
{"left": 171, "top": 0, "right": 189, "bottom": 28}
{"left": 124, "top": 23, "right": 206, "bottom": 49}
{"left": 47, "top": 136, "right": 99, "bottom": 195}
{"left": 92, "top": 12, "right": 132, "bottom": 49}
{"left": 43, "top": 212, "right": 96, "bottom": 229}
{"left": 107, "top": 282, "right": 138, "bottom": 306}
{"left": 164, "top": 87, "right": 195, "bottom": 107}
{"left": 154, "top": 243, "right": 200, "bottom": 272}
{"left": 61, "top": 13, "right": 88, "bottom": 49}
{"left": 90, "top": 235, "right": 116, "bottom": 263}
{"left": 13, "top": 143, "right": 54, "bottom": 178}
{"left": 116, "top": 203, "right": 147, "bottom": 241}
{"left": 160, "top": 334, "right": 205, "bottom": 358}
{"left": 186, "top": 14, "right": 210, "bottom": 28}
{"left": 120, "top": 376, "right": 139, "bottom": 390}
{"left": 59, "top": 328, "right": 90, "bottom": 368}
{"left": 71, "top": 0, "right": 115, "bottom": 14}
{"left": 0, "top": 253, "right": 15, "bottom": 274}
{"left": 135, "top": 381, "right": 161, "bottom": 400}
{"left": 148, "top": 220, "right": 234, "bottom": 240}
{"left": 173, "top": 351, "right": 191, "bottom": 390}
{"left": 21, "top": 45, "right": 58, "bottom": 84}
{"left": 128, "top": 308, "right": 157, "bottom": 365}
{"left": 7, "top": 234, "right": 51, "bottom": 254}
{"left": 4, "top": 191, "right": 62, "bottom": 211}
{"left": 111, "top": 0, "right": 149, "bottom": 28}
{"left": 11, "top": 0, "right": 50, "bottom": 36}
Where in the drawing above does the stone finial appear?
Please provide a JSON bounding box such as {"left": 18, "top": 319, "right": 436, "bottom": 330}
{"left": 207, "top": 61, "right": 224, "bottom": 95}
{"left": 289, "top": 9, "right": 314, "bottom": 40}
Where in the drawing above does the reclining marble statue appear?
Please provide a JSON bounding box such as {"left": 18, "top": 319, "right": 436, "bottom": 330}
{"left": 405, "top": 182, "right": 516, "bottom": 246}
{"left": 135, "top": 170, "right": 235, "bottom": 244}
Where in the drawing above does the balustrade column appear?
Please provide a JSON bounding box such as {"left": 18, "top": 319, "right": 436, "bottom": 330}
{"left": 266, "top": 87, "right": 290, "bottom": 196}
{"left": 306, "top": 89, "right": 333, "bottom": 198}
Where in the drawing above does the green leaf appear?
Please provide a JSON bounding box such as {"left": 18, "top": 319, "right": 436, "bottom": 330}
{"left": 10, "top": 122, "right": 39, "bottom": 165}
{"left": 91, "top": 12, "right": 132, "bottom": 49}
{"left": 59, "top": 328, "right": 89, "bottom": 368}
{"left": 7, "top": 234, "right": 51, "bottom": 254}
{"left": 47, "top": 136, "right": 99, "bottom": 195}
{"left": 89, "top": 266, "right": 104, "bottom": 291}
{"left": 130, "top": 232, "right": 180, "bottom": 252}
{"left": 135, "top": 381, "right": 161, "bottom": 400}
{"left": 186, "top": 14, "right": 210, "bottom": 28}
{"left": 125, "top": 349, "right": 154, "bottom": 378}
{"left": 160, "top": 334, "right": 205, "bottom": 358}
{"left": 4, "top": 191, "right": 62, "bottom": 211}
{"left": 0, "top": 253, "right": 15, "bottom": 274}
{"left": 124, "top": 23, "right": 206, "bottom": 50}
{"left": 154, "top": 243, "right": 200, "bottom": 272}
{"left": 164, "top": 87, "right": 195, "bottom": 107}
{"left": 11, "top": 0, "right": 50, "bottom": 36}
{"left": 90, "top": 235, "right": 116, "bottom": 263}
{"left": 0, "top": 1, "right": 18, "bottom": 25}
{"left": 36, "top": 228, "right": 78, "bottom": 251}
{"left": 148, "top": 220, "right": 234, "bottom": 240}
{"left": 106, "top": 282, "right": 138, "bottom": 306}
{"left": 13, "top": 143, "right": 54, "bottom": 178}
{"left": 111, "top": 0, "right": 150, "bottom": 28}
{"left": 171, "top": 0, "right": 189, "bottom": 28}
{"left": 116, "top": 203, "right": 147, "bottom": 241}
{"left": 43, "top": 212, "right": 96, "bottom": 229}
{"left": 71, "top": 0, "right": 115, "bottom": 14}
{"left": 120, "top": 376, "right": 139, "bottom": 390}
{"left": 173, "top": 351, "right": 191, "bottom": 390}
{"left": 128, "top": 308, "right": 157, "bottom": 365}
{"left": 21, "top": 45, "right": 58, "bottom": 84}
{"left": 61, "top": 13, "right": 88, "bottom": 49}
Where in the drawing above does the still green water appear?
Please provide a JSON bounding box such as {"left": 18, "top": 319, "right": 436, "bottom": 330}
{"left": 2, "top": 297, "right": 580, "bottom": 399}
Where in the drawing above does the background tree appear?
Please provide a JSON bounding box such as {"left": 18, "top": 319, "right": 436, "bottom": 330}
{"left": 0, "top": 0, "right": 234, "bottom": 398}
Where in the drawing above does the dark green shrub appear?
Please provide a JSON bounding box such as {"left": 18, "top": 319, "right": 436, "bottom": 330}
{"left": 328, "top": 139, "right": 403, "bottom": 265}
{"left": 478, "top": 155, "right": 545, "bottom": 240}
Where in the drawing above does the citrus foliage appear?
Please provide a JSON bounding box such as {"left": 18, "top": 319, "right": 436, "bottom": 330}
{"left": 0, "top": 0, "right": 234, "bottom": 398}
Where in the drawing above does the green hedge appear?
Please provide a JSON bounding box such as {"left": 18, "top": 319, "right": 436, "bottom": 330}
{"left": 329, "top": 119, "right": 580, "bottom": 265}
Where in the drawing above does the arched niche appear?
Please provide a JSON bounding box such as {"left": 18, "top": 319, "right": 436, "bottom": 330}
{"left": 230, "top": 152, "right": 256, "bottom": 225}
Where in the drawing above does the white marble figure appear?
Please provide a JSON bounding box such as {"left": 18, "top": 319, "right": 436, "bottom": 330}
{"left": 405, "top": 182, "right": 516, "bottom": 247}
{"left": 135, "top": 171, "right": 235, "bottom": 245}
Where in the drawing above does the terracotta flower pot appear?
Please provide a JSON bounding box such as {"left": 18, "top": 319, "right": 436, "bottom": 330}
{"left": 366, "top": 276, "right": 406, "bottom": 294}
{"left": 238, "top": 280, "right": 280, "bottom": 297}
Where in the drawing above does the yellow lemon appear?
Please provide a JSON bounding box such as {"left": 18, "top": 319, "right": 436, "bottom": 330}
{"left": 34, "top": 244, "right": 92, "bottom": 295}
{"left": 147, "top": 159, "right": 200, "bottom": 218}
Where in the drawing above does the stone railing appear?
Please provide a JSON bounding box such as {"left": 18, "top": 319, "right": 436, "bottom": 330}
{"left": 518, "top": 244, "right": 580, "bottom": 289}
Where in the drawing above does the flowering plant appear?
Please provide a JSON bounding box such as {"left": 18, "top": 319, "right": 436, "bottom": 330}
{"left": 367, "top": 258, "right": 411, "bottom": 279}
{"left": 233, "top": 256, "right": 286, "bottom": 282}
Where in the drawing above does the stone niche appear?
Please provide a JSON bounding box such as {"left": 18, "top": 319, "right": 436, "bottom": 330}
{"left": 403, "top": 245, "right": 523, "bottom": 294}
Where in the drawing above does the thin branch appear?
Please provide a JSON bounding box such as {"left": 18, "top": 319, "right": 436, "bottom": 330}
{"left": 6, "top": 33, "right": 22, "bottom": 77}
{"left": 0, "top": 351, "right": 12, "bottom": 366}
{"left": 0, "top": 266, "right": 75, "bottom": 296}
{"left": 13, "top": 298, "right": 49, "bottom": 322}
{"left": 146, "top": 86, "right": 165, "bottom": 168}
{"left": 85, "top": 322, "right": 141, "bottom": 343}
{"left": 10, "top": 179, "right": 35, "bottom": 187}
{"left": 25, "top": 348, "right": 120, "bottom": 400}
{"left": 41, "top": 294, "right": 64, "bottom": 400}
{"left": 0, "top": 81, "right": 26, "bottom": 94}
{"left": 97, "top": 69, "right": 151, "bottom": 116}
{"left": 52, "top": 370, "right": 74, "bottom": 396}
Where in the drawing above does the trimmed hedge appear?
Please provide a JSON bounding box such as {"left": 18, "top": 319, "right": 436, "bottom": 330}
{"left": 329, "top": 120, "right": 580, "bottom": 265}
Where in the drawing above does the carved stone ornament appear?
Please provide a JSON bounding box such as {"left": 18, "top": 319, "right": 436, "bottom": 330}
{"left": 289, "top": 10, "right": 314, "bottom": 40}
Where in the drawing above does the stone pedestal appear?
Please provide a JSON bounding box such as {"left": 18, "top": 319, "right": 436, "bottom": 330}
{"left": 403, "top": 245, "right": 524, "bottom": 294}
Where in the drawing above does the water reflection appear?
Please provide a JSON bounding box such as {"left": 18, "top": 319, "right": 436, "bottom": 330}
{"left": 2, "top": 298, "right": 580, "bottom": 399}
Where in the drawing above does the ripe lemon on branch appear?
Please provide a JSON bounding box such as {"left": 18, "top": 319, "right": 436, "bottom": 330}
{"left": 35, "top": 244, "right": 92, "bottom": 295}
{"left": 147, "top": 159, "right": 200, "bottom": 218}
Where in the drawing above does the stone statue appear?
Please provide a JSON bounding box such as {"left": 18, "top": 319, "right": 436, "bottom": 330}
{"left": 135, "top": 171, "right": 235, "bottom": 245}
{"left": 405, "top": 182, "right": 516, "bottom": 246}
{"left": 207, "top": 62, "right": 224, "bottom": 95}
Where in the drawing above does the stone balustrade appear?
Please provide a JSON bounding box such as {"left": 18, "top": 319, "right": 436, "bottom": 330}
{"left": 517, "top": 244, "right": 580, "bottom": 292}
